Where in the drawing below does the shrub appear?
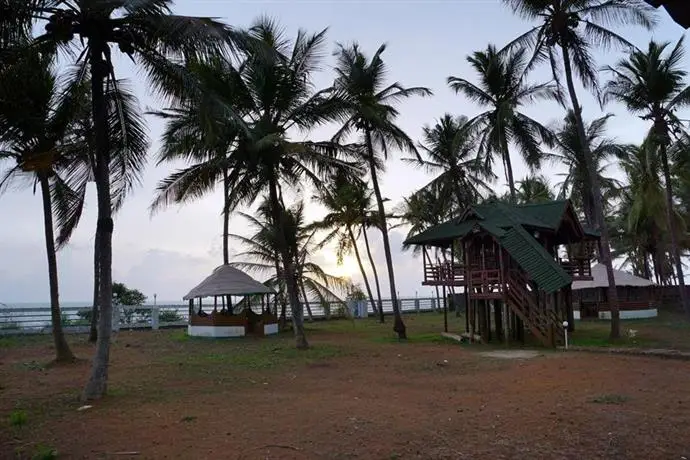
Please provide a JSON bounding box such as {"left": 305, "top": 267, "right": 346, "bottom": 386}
{"left": 160, "top": 309, "right": 183, "bottom": 323}
{"left": 9, "top": 409, "right": 27, "bottom": 427}
{"left": 32, "top": 444, "right": 58, "bottom": 460}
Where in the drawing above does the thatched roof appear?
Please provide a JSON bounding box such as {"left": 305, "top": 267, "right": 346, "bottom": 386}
{"left": 183, "top": 264, "right": 275, "bottom": 299}
{"left": 572, "top": 264, "right": 655, "bottom": 290}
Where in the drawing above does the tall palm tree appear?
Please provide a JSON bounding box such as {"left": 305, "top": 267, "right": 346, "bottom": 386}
{"left": 613, "top": 142, "right": 675, "bottom": 283}
{"left": 448, "top": 45, "right": 556, "bottom": 203}
{"left": 0, "top": 50, "right": 82, "bottom": 363}
{"left": 211, "top": 19, "right": 353, "bottom": 349}
{"left": 8, "top": 0, "right": 240, "bottom": 399}
{"left": 230, "top": 200, "right": 349, "bottom": 318}
{"left": 548, "top": 111, "right": 624, "bottom": 223}
{"left": 310, "top": 169, "right": 382, "bottom": 320}
{"left": 151, "top": 56, "right": 250, "bottom": 266}
{"left": 502, "top": 0, "right": 656, "bottom": 339}
{"left": 404, "top": 113, "right": 494, "bottom": 216}
{"left": 332, "top": 42, "right": 432, "bottom": 339}
{"left": 604, "top": 38, "right": 690, "bottom": 317}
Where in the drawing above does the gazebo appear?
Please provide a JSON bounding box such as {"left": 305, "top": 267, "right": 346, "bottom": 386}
{"left": 184, "top": 264, "right": 278, "bottom": 338}
{"left": 572, "top": 264, "right": 657, "bottom": 320}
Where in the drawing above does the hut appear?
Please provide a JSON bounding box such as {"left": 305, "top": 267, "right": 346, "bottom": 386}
{"left": 184, "top": 264, "right": 278, "bottom": 338}
{"left": 572, "top": 264, "right": 657, "bottom": 320}
{"left": 405, "top": 199, "right": 597, "bottom": 347}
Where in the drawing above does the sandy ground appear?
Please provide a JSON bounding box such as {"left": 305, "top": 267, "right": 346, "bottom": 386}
{"left": 2, "top": 323, "right": 690, "bottom": 460}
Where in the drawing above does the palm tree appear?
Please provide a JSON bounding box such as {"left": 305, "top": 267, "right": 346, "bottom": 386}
{"left": 0, "top": 50, "right": 81, "bottom": 363}
{"left": 548, "top": 111, "right": 624, "bottom": 223}
{"left": 502, "top": 0, "right": 656, "bottom": 339}
{"left": 151, "top": 56, "right": 250, "bottom": 266}
{"left": 310, "top": 169, "right": 382, "bottom": 320}
{"left": 613, "top": 142, "right": 673, "bottom": 283}
{"left": 516, "top": 175, "right": 554, "bottom": 204}
{"left": 404, "top": 113, "right": 494, "bottom": 216}
{"left": 397, "top": 187, "right": 452, "bottom": 313}
{"left": 604, "top": 38, "right": 690, "bottom": 317}
{"left": 332, "top": 42, "right": 432, "bottom": 339}
{"left": 230, "top": 200, "right": 349, "bottom": 319}
{"left": 211, "top": 18, "right": 353, "bottom": 349}
{"left": 8, "top": 0, "right": 240, "bottom": 399}
{"left": 448, "top": 45, "right": 556, "bottom": 204}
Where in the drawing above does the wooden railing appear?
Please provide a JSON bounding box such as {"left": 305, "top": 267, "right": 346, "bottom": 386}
{"left": 505, "top": 270, "right": 554, "bottom": 346}
{"left": 559, "top": 259, "right": 593, "bottom": 280}
{"left": 468, "top": 269, "right": 502, "bottom": 299}
{"left": 423, "top": 261, "right": 465, "bottom": 285}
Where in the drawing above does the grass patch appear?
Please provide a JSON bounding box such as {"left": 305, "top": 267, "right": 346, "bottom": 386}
{"left": 31, "top": 444, "right": 58, "bottom": 460}
{"left": 164, "top": 343, "right": 347, "bottom": 371}
{"left": 180, "top": 415, "right": 197, "bottom": 423}
{"left": 590, "top": 394, "right": 630, "bottom": 405}
{"left": 370, "top": 332, "right": 461, "bottom": 345}
{"left": 9, "top": 409, "right": 27, "bottom": 427}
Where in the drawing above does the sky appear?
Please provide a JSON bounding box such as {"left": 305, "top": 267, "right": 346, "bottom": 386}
{"left": 0, "top": 0, "right": 687, "bottom": 304}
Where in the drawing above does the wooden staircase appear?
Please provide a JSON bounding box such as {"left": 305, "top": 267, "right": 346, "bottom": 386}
{"left": 505, "top": 270, "right": 564, "bottom": 347}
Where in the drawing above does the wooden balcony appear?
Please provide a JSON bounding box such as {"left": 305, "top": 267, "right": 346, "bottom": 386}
{"left": 559, "top": 258, "right": 593, "bottom": 281}
{"left": 422, "top": 261, "right": 466, "bottom": 286}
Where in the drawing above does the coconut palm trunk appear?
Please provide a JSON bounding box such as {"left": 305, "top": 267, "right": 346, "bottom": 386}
{"left": 658, "top": 140, "right": 690, "bottom": 317}
{"left": 39, "top": 174, "right": 75, "bottom": 363}
{"left": 299, "top": 281, "right": 314, "bottom": 322}
{"left": 83, "top": 46, "right": 116, "bottom": 400}
{"left": 365, "top": 129, "right": 406, "bottom": 338}
{"left": 89, "top": 231, "right": 99, "bottom": 343}
{"left": 361, "top": 224, "right": 384, "bottom": 322}
{"left": 347, "top": 225, "right": 378, "bottom": 317}
{"left": 502, "top": 137, "right": 517, "bottom": 204}
{"left": 223, "top": 167, "right": 230, "bottom": 265}
{"left": 560, "top": 43, "right": 620, "bottom": 339}
{"left": 269, "top": 177, "right": 308, "bottom": 348}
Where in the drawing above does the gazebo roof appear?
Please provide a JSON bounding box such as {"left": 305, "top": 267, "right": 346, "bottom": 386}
{"left": 183, "top": 264, "right": 275, "bottom": 300}
{"left": 572, "top": 264, "right": 655, "bottom": 290}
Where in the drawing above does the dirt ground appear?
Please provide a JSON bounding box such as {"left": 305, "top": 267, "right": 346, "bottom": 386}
{"left": 2, "top": 314, "right": 690, "bottom": 460}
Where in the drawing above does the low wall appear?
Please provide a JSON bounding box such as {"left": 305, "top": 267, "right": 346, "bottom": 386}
{"left": 574, "top": 308, "right": 658, "bottom": 320}
{"left": 188, "top": 325, "right": 245, "bottom": 337}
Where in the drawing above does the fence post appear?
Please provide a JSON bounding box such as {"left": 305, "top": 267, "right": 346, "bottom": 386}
{"left": 431, "top": 298, "right": 436, "bottom": 312}
{"left": 112, "top": 304, "right": 121, "bottom": 332}
{"left": 415, "top": 298, "right": 420, "bottom": 314}
{"left": 151, "top": 306, "right": 159, "bottom": 330}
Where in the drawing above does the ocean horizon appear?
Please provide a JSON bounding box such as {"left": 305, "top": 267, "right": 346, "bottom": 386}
{"left": 1, "top": 300, "right": 188, "bottom": 309}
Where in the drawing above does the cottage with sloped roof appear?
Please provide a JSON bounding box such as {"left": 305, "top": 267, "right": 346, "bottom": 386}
{"left": 404, "top": 199, "right": 599, "bottom": 347}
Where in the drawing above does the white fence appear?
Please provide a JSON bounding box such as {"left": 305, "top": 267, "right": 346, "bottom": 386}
{"left": 0, "top": 298, "right": 442, "bottom": 336}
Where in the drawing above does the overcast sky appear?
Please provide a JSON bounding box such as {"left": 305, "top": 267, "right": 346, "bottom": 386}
{"left": 0, "top": 1, "right": 686, "bottom": 304}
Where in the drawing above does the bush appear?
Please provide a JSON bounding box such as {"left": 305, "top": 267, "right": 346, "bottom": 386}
{"left": 32, "top": 444, "right": 58, "bottom": 460}
{"left": 159, "top": 309, "right": 182, "bottom": 323}
{"left": 9, "top": 409, "right": 27, "bottom": 427}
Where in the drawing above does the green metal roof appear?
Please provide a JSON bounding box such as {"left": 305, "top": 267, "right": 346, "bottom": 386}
{"left": 499, "top": 225, "right": 572, "bottom": 293}
{"left": 517, "top": 200, "right": 570, "bottom": 229}
{"left": 404, "top": 199, "right": 580, "bottom": 293}
{"left": 403, "top": 200, "right": 572, "bottom": 247}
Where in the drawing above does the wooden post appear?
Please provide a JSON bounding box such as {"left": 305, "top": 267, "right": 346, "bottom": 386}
{"left": 493, "top": 300, "right": 502, "bottom": 342}
{"left": 188, "top": 299, "right": 194, "bottom": 318}
{"left": 443, "top": 284, "right": 448, "bottom": 333}
{"left": 463, "top": 240, "right": 470, "bottom": 333}
{"left": 213, "top": 296, "right": 218, "bottom": 312}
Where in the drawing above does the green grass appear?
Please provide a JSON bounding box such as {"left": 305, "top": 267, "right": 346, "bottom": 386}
{"left": 571, "top": 312, "right": 690, "bottom": 350}
{"left": 9, "top": 409, "right": 28, "bottom": 427}
{"left": 590, "top": 394, "right": 630, "bottom": 405}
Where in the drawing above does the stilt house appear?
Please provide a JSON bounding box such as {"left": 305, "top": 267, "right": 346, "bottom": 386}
{"left": 404, "top": 200, "right": 598, "bottom": 347}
